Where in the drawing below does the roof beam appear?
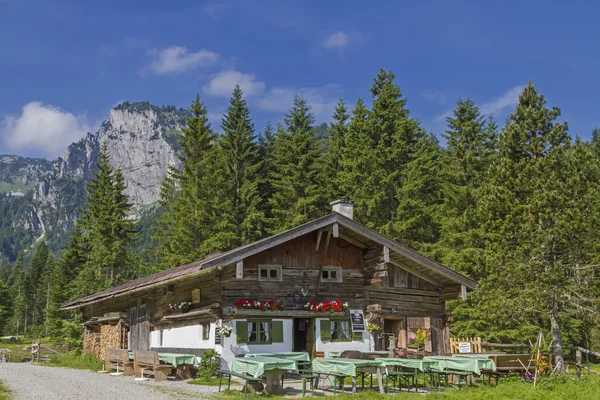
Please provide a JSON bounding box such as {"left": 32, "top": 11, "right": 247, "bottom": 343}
{"left": 388, "top": 259, "right": 444, "bottom": 288}
{"left": 339, "top": 233, "right": 367, "bottom": 249}
{"left": 333, "top": 214, "right": 477, "bottom": 289}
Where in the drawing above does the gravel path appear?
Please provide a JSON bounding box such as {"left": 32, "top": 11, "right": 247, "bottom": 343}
{"left": 0, "top": 363, "right": 225, "bottom": 399}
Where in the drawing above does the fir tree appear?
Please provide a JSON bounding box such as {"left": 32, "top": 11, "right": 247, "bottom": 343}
{"left": 463, "top": 82, "right": 595, "bottom": 372}
{"left": 26, "top": 242, "right": 50, "bottom": 327}
{"left": 0, "top": 278, "right": 11, "bottom": 335}
{"left": 268, "top": 95, "right": 327, "bottom": 232}
{"left": 393, "top": 131, "right": 443, "bottom": 250}
{"left": 437, "top": 99, "right": 497, "bottom": 278}
{"left": 258, "top": 121, "right": 276, "bottom": 223}
{"left": 8, "top": 253, "right": 25, "bottom": 336}
{"left": 156, "top": 95, "right": 221, "bottom": 268}
{"left": 325, "top": 98, "right": 350, "bottom": 200}
{"left": 74, "top": 143, "right": 137, "bottom": 296}
{"left": 218, "top": 85, "right": 264, "bottom": 247}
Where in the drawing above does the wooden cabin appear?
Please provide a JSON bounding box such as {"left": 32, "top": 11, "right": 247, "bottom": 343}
{"left": 62, "top": 200, "right": 476, "bottom": 367}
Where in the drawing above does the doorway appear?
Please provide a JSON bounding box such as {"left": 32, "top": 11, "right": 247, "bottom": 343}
{"left": 293, "top": 318, "right": 311, "bottom": 352}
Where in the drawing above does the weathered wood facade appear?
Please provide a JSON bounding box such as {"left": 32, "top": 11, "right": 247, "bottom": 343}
{"left": 63, "top": 203, "right": 476, "bottom": 365}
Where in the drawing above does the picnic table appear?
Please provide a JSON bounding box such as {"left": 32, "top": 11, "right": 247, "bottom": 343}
{"left": 423, "top": 356, "right": 496, "bottom": 375}
{"left": 244, "top": 352, "right": 310, "bottom": 362}
{"left": 312, "top": 358, "right": 386, "bottom": 394}
{"left": 128, "top": 351, "right": 199, "bottom": 380}
{"left": 231, "top": 356, "right": 297, "bottom": 395}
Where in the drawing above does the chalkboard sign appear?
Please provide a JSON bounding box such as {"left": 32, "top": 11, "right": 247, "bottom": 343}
{"left": 349, "top": 309, "right": 366, "bottom": 332}
{"left": 293, "top": 293, "right": 304, "bottom": 304}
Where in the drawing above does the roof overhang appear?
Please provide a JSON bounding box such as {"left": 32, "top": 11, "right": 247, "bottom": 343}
{"left": 61, "top": 213, "right": 476, "bottom": 310}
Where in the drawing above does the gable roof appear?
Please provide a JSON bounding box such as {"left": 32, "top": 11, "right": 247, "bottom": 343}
{"left": 61, "top": 213, "right": 476, "bottom": 310}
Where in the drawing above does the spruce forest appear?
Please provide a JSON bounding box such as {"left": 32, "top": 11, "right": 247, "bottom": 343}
{"left": 1, "top": 70, "right": 599, "bottom": 369}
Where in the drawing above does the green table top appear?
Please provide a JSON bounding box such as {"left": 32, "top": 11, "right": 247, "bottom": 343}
{"left": 423, "top": 356, "right": 496, "bottom": 375}
{"left": 375, "top": 357, "right": 434, "bottom": 371}
{"left": 232, "top": 356, "right": 298, "bottom": 378}
{"left": 244, "top": 352, "right": 310, "bottom": 362}
{"left": 312, "top": 358, "right": 384, "bottom": 377}
{"left": 158, "top": 353, "right": 199, "bottom": 368}
{"left": 128, "top": 351, "right": 199, "bottom": 367}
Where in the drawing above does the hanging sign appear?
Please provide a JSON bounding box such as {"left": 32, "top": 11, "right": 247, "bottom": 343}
{"left": 458, "top": 342, "right": 472, "bottom": 353}
{"left": 349, "top": 309, "right": 366, "bottom": 332}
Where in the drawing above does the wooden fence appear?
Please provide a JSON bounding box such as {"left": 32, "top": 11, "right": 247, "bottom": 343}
{"left": 449, "top": 337, "right": 483, "bottom": 353}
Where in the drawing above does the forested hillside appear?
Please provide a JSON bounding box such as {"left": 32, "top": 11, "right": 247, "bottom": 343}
{"left": 0, "top": 69, "right": 598, "bottom": 372}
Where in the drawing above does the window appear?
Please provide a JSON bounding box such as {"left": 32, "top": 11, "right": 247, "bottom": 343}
{"left": 321, "top": 266, "right": 342, "bottom": 282}
{"left": 258, "top": 265, "right": 282, "bottom": 281}
{"left": 248, "top": 321, "right": 271, "bottom": 344}
{"left": 202, "top": 323, "right": 210, "bottom": 340}
{"left": 320, "top": 319, "right": 362, "bottom": 342}
{"left": 330, "top": 320, "right": 350, "bottom": 341}
{"left": 236, "top": 320, "right": 284, "bottom": 345}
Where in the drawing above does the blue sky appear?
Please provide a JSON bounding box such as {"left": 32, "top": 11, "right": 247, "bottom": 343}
{"left": 1, "top": 0, "right": 600, "bottom": 159}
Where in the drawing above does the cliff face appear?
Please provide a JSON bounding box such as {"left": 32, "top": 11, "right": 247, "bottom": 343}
{"left": 0, "top": 102, "right": 189, "bottom": 259}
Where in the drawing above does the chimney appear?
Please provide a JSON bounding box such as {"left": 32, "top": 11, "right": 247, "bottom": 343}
{"left": 330, "top": 199, "right": 353, "bottom": 220}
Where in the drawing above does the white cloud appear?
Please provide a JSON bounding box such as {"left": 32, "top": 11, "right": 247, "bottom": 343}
{"left": 435, "top": 85, "right": 524, "bottom": 122}
{"left": 203, "top": 70, "right": 266, "bottom": 97}
{"left": 421, "top": 90, "right": 447, "bottom": 105}
{"left": 480, "top": 85, "right": 523, "bottom": 116}
{"left": 144, "top": 46, "right": 218, "bottom": 75}
{"left": 255, "top": 85, "right": 339, "bottom": 119}
{"left": 322, "top": 31, "right": 351, "bottom": 50}
{"left": 2, "top": 102, "right": 92, "bottom": 158}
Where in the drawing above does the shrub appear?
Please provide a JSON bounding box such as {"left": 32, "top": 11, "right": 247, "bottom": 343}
{"left": 197, "top": 349, "right": 221, "bottom": 379}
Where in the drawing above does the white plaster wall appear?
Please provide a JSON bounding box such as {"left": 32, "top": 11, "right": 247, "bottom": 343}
{"left": 315, "top": 317, "right": 369, "bottom": 355}
{"left": 150, "top": 323, "right": 216, "bottom": 349}
{"left": 217, "top": 319, "right": 293, "bottom": 369}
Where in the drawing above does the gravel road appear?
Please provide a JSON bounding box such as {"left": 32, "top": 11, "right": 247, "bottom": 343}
{"left": 0, "top": 363, "right": 225, "bottom": 399}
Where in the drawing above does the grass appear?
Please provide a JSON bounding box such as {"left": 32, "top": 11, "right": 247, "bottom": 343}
{"left": 217, "top": 375, "right": 600, "bottom": 400}
{"left": 47, "top": 351, "right": 104, "bottom": 371}
{"left": 0, "top": 380, "right": 11, "bottom": 400}
{"left": 188, "top": 377, "right": 223, "bottom": 386}
{"left": 0, "top": 337, "right": 66, "bottom": 363}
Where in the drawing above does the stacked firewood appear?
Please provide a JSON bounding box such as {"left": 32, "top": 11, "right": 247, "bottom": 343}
{"left": 83, "top": 333, "right": 102, "bottom": 358}
{"left": 99, "top": 324, "right": 121, "bottom": 360}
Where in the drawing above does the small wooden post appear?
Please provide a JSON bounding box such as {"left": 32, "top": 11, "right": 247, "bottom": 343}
{"left": 576, "top": 349, "right": 582, "bottom": 378}
{"left": 383, "top": 246, "right": 390, "bottom": 263}
{"left": 460, "top": 285, "right": 467, "bottom": 301}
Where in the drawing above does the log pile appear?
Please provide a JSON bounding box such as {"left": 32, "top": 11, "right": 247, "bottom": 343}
{"left": 99, "top": 323, "right": 122, "bottom": 360}
{"left": 83, "top": 333, "right": 102, "bottom": 358}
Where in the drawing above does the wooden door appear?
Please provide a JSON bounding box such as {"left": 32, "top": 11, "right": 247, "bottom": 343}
{"left": 129, "top": 303, "right": 150, "bottom": 350}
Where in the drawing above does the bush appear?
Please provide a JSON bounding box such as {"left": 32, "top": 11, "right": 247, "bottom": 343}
{"left": 197, "top": 349, "right": 221, "bottom": 379}
{"left": 61, "top": 320, "right": 83, "bottom": 352}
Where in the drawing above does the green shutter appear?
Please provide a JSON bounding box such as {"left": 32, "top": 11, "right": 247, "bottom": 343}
{"left": 320, "top": 319, "right": 331, "bottom": 341}
{"left": 352, "top": 327, "right": 362, "bottom": 341}
{"left": 236, "top": 321, "right": 248, "bottom": 344}
{"left": 271, "top": 321, "right": 284, "bottom": 343}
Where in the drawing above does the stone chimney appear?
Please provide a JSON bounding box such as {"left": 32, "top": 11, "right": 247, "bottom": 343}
{"left": 330, "top": 199, "right": 353, "bottom": 220}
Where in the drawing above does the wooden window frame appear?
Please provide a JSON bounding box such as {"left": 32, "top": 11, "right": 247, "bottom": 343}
{"left": 321, "top": 266, "right": 342, "bottom": 283}
{"left": 329, "top": 318, "right": 351, "bottom": 342}
{"left": 247, "top": 319, "right": 273, "bottom": 345}
{"left": 258, "top": 265, "right": 282, "bottom": 282}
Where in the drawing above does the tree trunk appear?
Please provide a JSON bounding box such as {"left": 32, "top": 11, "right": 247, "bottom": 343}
{"left": 550, "top": 301, "right": 564, "bottom": 373}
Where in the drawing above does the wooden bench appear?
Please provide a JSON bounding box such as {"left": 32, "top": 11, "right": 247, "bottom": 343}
{"left": 105, "top": 348, "right": 134, "bottom": 376}
{"left": 217, "top": 369, "right": 262, "bottom": 395}
{"left": 133, "top": 350, "right": 173, "bottom": 381}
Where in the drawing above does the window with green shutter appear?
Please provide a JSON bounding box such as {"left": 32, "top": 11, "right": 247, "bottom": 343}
{"left": 241, "top": 319, "right": 272, "bottom": 344}
{"left": 271, "top": 321, "right": 284, "bottom": 343}
{"left": 320, "top": 319, "right": 331, "bottom": 341}
{"left": 236, "top": 321, "right": 248, "bottom": 344}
